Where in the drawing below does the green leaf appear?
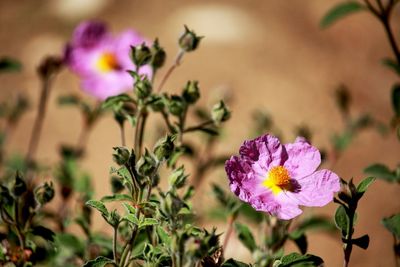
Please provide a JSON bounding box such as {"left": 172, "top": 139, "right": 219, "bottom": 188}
{"left": 56, "top": 233, "right": 85, "bottom": 256}
{"left": 364, "top": 164, "right": 397, "bottom": 182}
{"left": 83, "top": 256, "right": 115, "bottom": 267}
{"left": 382, "top": 59, "right": 400, "bottom": 75}
{"left": 101, "top": 194, "right": 133, "bottom": 202}
{"left": 356, "top": 177, "right": 375, "bottom": 195}
{"left": 275, "top": 252, "right": 324, "bottom": 267}
{"left": 140, "top": 218, "right": 159, "bottom": 228}
{"left": 124, "top": 214, "right": 139, "bottom": 225}
{"left": 221, "top": 258, "right": 250, "bottom": 267}
{"left": 234, "top": 222, "right": 257, "bottom": 252}
{"left": 86, "top": 200, "right": 109, "bottom": 217}
{"left": 156, "top": 226, "right": 171, "bottom": 245}
{"left": 352, "top": 234, "right": 369, "bottom": 249}
{"left": 392, "top": 84, "right": 400, "bottom": 116}
{"left": 320, "top": 1, "right": 365, "bottom": 28}
{"left": 123, "top": 203, "right": 137, "bottom": 214}
{"left": 292, "top": 216, "right": 337, "bottom": 236}
{"left": 31, "top": 226, "right": 55, "bottom": 242}
{"left": 382, "top": 214, "right": 400, "bottom": 238}
{"left": 58, "top": 95, "right": 80, "bottom": 106}
{"left": 0, "top": 57, "right": 22, "bottom": 72}
{"left": 334, "top": 206, "right": 349, "bottom": 235}
{"left": 289, "top": 233, "right": 308, "bottom": 254}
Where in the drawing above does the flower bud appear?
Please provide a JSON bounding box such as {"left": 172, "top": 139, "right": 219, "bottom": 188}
{"left": 13, "top": 172, "right": 27, "bottom": 197}
{"left": 182, "top": 81, "right": 200, "bottom": 104}
{"left": 148, "top": 95, "right": 165, "bottom": 112}
{"left": 37, "top": 56, "right": 63, "bottom": 79}
{"left": 130, "top": 43, "right": 152, "bottom": 67}
{"left": 167, "top": 95, "right": 186, "bottom": 116}
{"left": 211, "top": 101, "right": 231, "bottom": 125}
{"left": 112, "top": 147, "right": 130, "bottom": 165}
{"left": 178, "top": 26, "right": 203, "bottom": 52}
{"left": 34, "top": 182, "right": 55, "bottom": 206}
{"left": 151, "top": 39, "right": 166, "bottom": 69}
{"left": 135, "top": 77, "right": 152, "bottom": 99}
{"left": 136, "top": 150, "right": 158, "bottom": 177}
{"left": 153, "top": 135, "right": 175, "bottom": 161}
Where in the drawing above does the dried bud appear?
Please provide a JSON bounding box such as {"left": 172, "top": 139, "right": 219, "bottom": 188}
{"left": 167, "top": 95, "right": 186, "bottom": 116}
{"left": 136, "top": 149, "right": 158, "bottom": 177}
{"left": 151, "top": 39, "right": 166, "bottom": 69}
{"left": 182, "top": 81, "right": 200, "bottom": 104}
{"left": 37, "top": 56, "right": 63, "bottom": 79}
{"left": 111, "top": 176, "right": 124, "bottom": 194}
{"left": 130, "top": 43, "right": 152, "bottom": 67}
{"left": 112, "top": 147, "right": 130, "bottom": 165}
{"left": 211, "top": 101, "right": 231, "bottom": 125}
{"left": 179, "top": 26, "right": 203, "bottom": 52}
{"left": 34, "top": 182, "right": 55, "bottom": 206}
{"left": 135, "top": 77, "right": 152, "bottom": 99}
{"left": 153, "top": 135, "right": 175, "bottom": 161}
{"left": 13, "top": 172, "right": 27, "bottom": 197}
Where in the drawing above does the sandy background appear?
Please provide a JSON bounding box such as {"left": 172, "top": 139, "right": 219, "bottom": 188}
{"left": 1, "top": 0, "right": 400, "bottom": 266}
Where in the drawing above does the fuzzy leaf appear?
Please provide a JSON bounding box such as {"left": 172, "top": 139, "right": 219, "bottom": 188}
{"left": 364, "top": 164, "right": 397, "bottom": 182}
{"left": 124, "top": 214, "right": 139, "bottom": 226}
{"left": 101, "top": 194, "right": 133, "bottom": 202}
{"left": 382, "top": 214, "right": 400, "bottom": 238}
{"left": 335, "top": 206, "right": 349, "bottom": 235}
{"left": 83, "top": 256, "right": 115, "bottom": 267}
{"left": 320, "top": 1, "right": 364, "bottom": 28}
{"left": 221, "top": 258, "right": 250, "bottom": 267}
{"left": 140, "top": 218, "right": 159, "bottom": 228}
{"left": 156, "top": 226, "right": 171, "bottom": 245}
{"left": 86, "top": 200, "right": 109, "bottom": 217}
{"left": 290, "top": 233, "right": 308, "bottom": 254}
{"left": 356, "top": 177, "right": 375, "bottom": 195}
{"left": 275, "top": 252, "right": 324, "bottom": 267}
{"left": 234, "top": 222, "right": 257, "bottom": 252}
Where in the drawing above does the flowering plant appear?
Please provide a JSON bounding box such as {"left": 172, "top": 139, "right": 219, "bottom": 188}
{"left": 0, "top": 1, "right": 399, "bottom": 267}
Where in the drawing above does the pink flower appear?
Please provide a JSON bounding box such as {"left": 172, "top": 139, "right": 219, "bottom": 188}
{"left": 225, "top": 134, "right": 340, "bottom": 220}
{"left": 64, "top": 21, "right": 152, "bottom": 100}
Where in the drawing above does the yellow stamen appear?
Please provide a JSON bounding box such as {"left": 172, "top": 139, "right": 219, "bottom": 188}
{"left": 96, "top": 52, "right": 119, "bottom": 72}
{"left": 262, "top": 166, "right": 291, "bottom": 195}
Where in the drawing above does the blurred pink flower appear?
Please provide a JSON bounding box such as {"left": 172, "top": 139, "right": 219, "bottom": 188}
{"left": 64, "top": 21, "right": 152, "bottom": 100}
{"left": 225, "top": 134, "right": 340, "bottom": 220}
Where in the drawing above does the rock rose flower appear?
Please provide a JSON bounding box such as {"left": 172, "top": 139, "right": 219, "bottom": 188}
{"left": 225, "top": 134, "right": 340, "bottom": 220}
{"left": 64, "top": 21, "right": 152, "bottom": 100}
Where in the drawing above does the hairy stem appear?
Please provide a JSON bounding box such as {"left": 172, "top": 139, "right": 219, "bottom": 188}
{"left": 120, "top": 122, "right": 126, "bottom": 146}
{"left": 113, "top": 224, "right": 119, "bottom": 263}
{"left": 156, "top": 50, "right": 185, "bottom": 93}
{"left": 222, "top": 215, "right": 235, "bottom": 256}
{"left": 26, "top": 75, "right": 53, "bottom": 166}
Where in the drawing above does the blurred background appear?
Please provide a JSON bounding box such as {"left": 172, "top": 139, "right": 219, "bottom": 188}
{"left": 1, "top": 0, "right": 399, "bottom": 266}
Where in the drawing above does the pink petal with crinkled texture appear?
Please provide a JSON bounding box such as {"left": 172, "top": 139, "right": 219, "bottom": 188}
{"left": 290, "top": 169, "right": 340, "bottom": 207}
{"left": 284, "top": 137, "right": 321, "bottom": 178}
{"left": 240, "top": 134, "right": 287, "bottom": 165}
{"left": 250, "top": 191, "right": 303, "bottom": 220}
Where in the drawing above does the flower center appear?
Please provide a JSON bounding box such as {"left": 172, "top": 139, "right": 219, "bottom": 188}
{"left": 262, "top": 166, "right": 291, "bottom": 195}
{"left": 96, "top": 52, "right": 120, "bottom": 72}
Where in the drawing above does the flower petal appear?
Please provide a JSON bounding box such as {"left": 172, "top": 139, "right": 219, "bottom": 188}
{"left": 239, "top": 134, "right": 287, "bottom": 165}
{"left": 290, "top": 169, "right": 340, "bottom": 207}
{"left": 284, "top": 137, "right": 321, "bottom": 178}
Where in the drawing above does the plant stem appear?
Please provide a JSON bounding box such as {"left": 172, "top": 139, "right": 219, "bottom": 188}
{"left": 343, "top": 205, "right": 356, "bottom": 267}
{"left": 382, "top": 16, "right": 400, "bottom": 64}
{"left": 156, "top": 50, "right": 185, "bottom": 93}
{"left": 113, "top": 225, "right": 119, "bottom": 263}
{"left": 14, "top": 198, "right": 25, "bottom": 250}
{"left": 183, "top": 120, "right": 214, "bottom": 133}
{"left": 222, "top": 215, "right": 235, "bottom": 256}
{"left": 120, "top": 122, "right": 126, "bottom": 146}
{"left": 26, "top": 75, "right": 53, "bottom": 166}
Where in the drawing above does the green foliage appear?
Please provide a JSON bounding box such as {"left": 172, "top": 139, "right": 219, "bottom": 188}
{"left": 382, "top": 214, "right": 400, "bottom": 238}
{"left": 364, "top": 164, "right": 400, "bottom": 183}
{"left": 234, "top": 222, "right": 257, "bottom": 252}
{"left": 273, "top": 253, "right": 324, "bottom": 267}
{"left": 0, "top": 57, "right": 22, "bottom": 72}
{"left": 82, "top": 256, "right": 115, "bottom": 267}
{"left": 320, "top": 1, "right": 365, "bottom": 28}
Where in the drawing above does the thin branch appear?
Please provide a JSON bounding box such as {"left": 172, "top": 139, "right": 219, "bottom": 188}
{"left": 156, "top": 50, "right": 185, "bottom": 93}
